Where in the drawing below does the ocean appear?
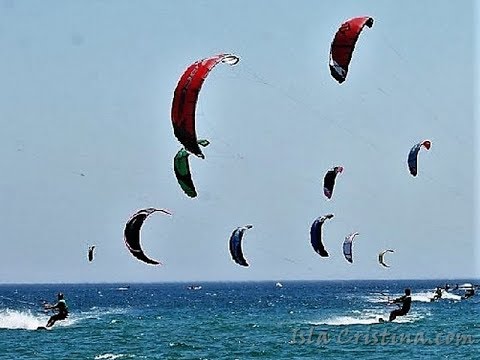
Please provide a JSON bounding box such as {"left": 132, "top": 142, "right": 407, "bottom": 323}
{"left": 0, "top": 280, "right": 478, "bottom": 359}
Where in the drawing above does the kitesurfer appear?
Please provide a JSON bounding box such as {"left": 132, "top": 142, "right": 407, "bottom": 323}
{"left": 388, "top": 288, "right": 412, "bottom": 322}
{"left": 44, "top": 293, "right": 69, "bottom": 327}
{"left": 432, "top": 287, "right": 442, "bottom": 301}
{"left": 464, "top": 287, "right": 475, "bottom": 299}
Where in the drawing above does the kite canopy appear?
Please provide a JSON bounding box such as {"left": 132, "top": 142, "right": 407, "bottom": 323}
{"left": 88, "top": 245, "right": 95, "bottom": 262}
{"left": 329, "top": 16, "right": 374, "bottom": 83}
{"left": 174, "top": 139, "right": 210, "bottom": 198}
{"left": 323, "top": 166, "right": 343, "bottom": 199}
{"left": 407, "top": 140, "right": 431, "bottom": 176}
{"left": 343, "top": 232, "right": 359, "bottom": 263}
{"left": 123, "top": 208, "right": 172, "bottom": 265}
{"left": 378, "top": 249, "right": 394, "bottom": 268}
{"left": 310, "top": 214, "right": 334, "bottom": 257}
{"left": 171, "top": 54, "right": 240, "bottom": 158}
{"left": 229, "top": 224, "right": 253, "bottom": 267}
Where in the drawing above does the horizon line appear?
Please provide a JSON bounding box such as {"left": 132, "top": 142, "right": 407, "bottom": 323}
{"left": 0, "top": 277, "right": 478, "bottom": 286}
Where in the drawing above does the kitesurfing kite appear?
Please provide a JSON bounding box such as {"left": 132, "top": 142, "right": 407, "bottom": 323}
{"left": 323, "top": 166, "right": 343, "bottom": 199}
{"left": 329, "top": 16, "right": 374, "bottom": 83}
{"left": 378, "top": 249, "right": 394, "bottom": 268}
{"left": 310, "top": 214, "right": 334, "bottom": 257}
{"left": 88, "top": 245, "right": 95, "bottom": 262}
{"left": 171, "top": 54, "right": 240, "bottom": 158}
{"left": 343, "top": 232, "right": 359, "bottom": 263}
{"left": 174, "top": 139, "right": 210, "bottom": 198}
{"left": 123, "top": 208, "right": 172, "bottom": 265}
{"left": 229, "top": 224, "right": 253, "bottom": 267}
{"left": 407, "top": 140, "right": 431, "bottom": 176}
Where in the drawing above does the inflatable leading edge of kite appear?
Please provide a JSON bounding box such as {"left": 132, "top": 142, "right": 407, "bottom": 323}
{"left": 343, "top": 232, "right": 359, "bottom": 263}
{"left": 310, "top": 214, "right": 334, "bottom": 257}
{"left": 407, "top": 140, "right": 431, "bottom": 177}
{"left": 229, "top": 224, "right": 253, "bottom": 267}
{"left": 329, "top": 16, "right": 374, "bottom": 84}
{"left": 171, "top": 54, "right": 240, "bottom": 159}
{"left": 378, "top": 249, "right": 394, "bottom": 268}
{"left": 88, "top": 245, "right": 95, "bottom": 262}
{"left": 124, "top": 207, "right": 172, "bottom": 265}
{"left": 323, "top": 166, "right": 343, "bottom": 199}
{"left": 174, "top": 139, "right": 210, "bottom": 198}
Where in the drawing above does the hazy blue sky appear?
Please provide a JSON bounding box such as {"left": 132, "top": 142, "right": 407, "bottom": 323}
{"left": 0, "top": 1, "right": 476, "bottom": 283}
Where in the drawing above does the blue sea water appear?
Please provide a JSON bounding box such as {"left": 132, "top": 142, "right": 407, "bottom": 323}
{"left": 0, "top": 280, "right": 478, "bottom": 359}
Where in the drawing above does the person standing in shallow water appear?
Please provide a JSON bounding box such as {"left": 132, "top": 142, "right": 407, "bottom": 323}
{"left": 389, "top": 288, "right": 412, "bottom": 322}
{"left": 44, "top": 293, "right": 69, "bottom": 327}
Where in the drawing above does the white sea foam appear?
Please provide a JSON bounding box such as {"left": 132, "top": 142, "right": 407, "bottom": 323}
{"left": 0, "top": 309, "right": 45, "bottom": 330}
{"left": 0, "top": 308, "right": 78, "bottom": 330}
{"left": 94, "top": 354, "right": 127, "bottom": 360}
{"left": 439, "top": 291, "right": 462, "bottom": 301}
{"left": 0, "top": 305, "right": 130, "bottom": 330}
{"left": 413, "top": 290, "right": 462, "bottom": 302}
{"left": 364, "top": 290, "right": 459, "bottom": 303}
{"left": 411, "top": 293, "right": 435, "bottom": 303}
{"left": 309, "top": 311, "right": 425, "bottom": 326}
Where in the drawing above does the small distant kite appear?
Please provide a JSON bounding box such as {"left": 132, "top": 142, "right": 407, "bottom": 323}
{"left": 310, "top": 214, "right": 334, "bottom": 257}
{"left": 378, "top": 249, "right": 394, "bottom": 268}
{"left": 408, "top": 140, "right": 431, "bottom": 176}
{"left": 171, "top": 54, "right": 240, "bottom": 158}
{"left": 343, "top": 232, "right": 359, "bottom": 263}
{"left": 174, "top": 139, "right": 210, "bottom": 198}
{"left": 123, "top": 208, "right": 172, "bottom": 265}
{"left": 88, "top": 245, "right": 96, "bottom": 262}
{"left": 323, "top": 166, "right": 343, "bottom": 199}
{"left": 329, "top": 16, "right": 374, "bottom": 83}
{"left": 229, "top": 224, "right": 253, "bottom": 267}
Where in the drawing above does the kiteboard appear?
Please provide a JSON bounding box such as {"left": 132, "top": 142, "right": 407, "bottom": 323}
{"left": 36, "top": 326, "right": 51, "bottom": 331}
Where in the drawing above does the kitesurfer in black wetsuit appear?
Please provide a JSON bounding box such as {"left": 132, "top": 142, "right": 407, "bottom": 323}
{"left": 464, "top": 288, "right": 475, "bottom": 299}
{"left": 44, "top": 293, "right": 69, "bottom": 327}
{"left": 432, "top": 287, "right": 442, "bottom": 301}
{"left": 389, "top": 288, "right": 412, "bottom": 322}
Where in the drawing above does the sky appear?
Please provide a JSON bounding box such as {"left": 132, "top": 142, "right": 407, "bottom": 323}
{"left": 0, "top": 0, "right": 477, "bottom": 284}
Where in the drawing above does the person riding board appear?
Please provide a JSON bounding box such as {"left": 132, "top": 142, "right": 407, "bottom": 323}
{"left": 464, "top": 287, "right": 475, "bottom": 299}
{"left": 44, "top": 293, "right": 69, "bottom": 327}
{"left": 388, "top": 288, "right": 412, "bottom": 322}
{"left": 432, "top": 287, "right": 442, "bottom": 301}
